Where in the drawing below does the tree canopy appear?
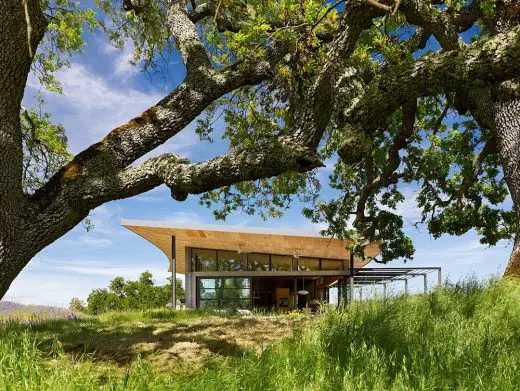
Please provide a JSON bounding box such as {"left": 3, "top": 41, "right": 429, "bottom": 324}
{"left": 70, "top": 272, "right": 184, "bottom": 315}
{"left": 1, "top": 0, "right": 520, "bottom": 300}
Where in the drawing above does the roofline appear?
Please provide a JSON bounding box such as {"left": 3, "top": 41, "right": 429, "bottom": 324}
{"left": 121, "top": 219, "right": 334, "bottom": 239}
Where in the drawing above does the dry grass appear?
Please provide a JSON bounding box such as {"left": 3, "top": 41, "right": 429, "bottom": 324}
{"left": 2, "top": 309, "right": 303, "bottom": 374}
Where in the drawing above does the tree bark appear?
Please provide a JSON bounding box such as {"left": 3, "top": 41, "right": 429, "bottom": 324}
{"left": 494, "top": 82, "right": 520, "bottom": 277}
{"left": 0, "top": 0, "right": 46, "bottom": 298}
{"left": 487, "top": 0, "right": 520, "bottom": 277}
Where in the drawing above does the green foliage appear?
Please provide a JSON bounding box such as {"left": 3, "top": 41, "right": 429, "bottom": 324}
{"left": 3, "top": 280, "right": 520, "bottom": 389}
{"left": 22, "top": 1, "right": 99, "bottom": 195}
{"left": 94, "top": 0, "right": 172, "bottom": 73}
{"left": 192, "top": 3, "right": 513, "bottom": 263}
{"left": 68, "top": 297, "right": 87, "bottom": 313}
{"left": 480, "top": 0, "right": 497, "bottom": 18}
{"left": 21, "top": 101, "right": 72, "bottom": 194}
{"left": 85, "top": 271, "right": 184, "bottom": 315}
{"left": 37, "top": 1, "right": 98, "bottom": 92}
{"left": 27, "top": 0, "right": 512, "bottom": 263}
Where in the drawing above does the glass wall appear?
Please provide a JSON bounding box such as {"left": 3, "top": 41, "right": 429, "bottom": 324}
{"left": 321, "top": 259, "right": 344, "bottom": 270}
{"left": 218, "top": 250, "right": 243, "bottom": 271}
{"left": 247, "top": 253, "right": 270, "bottom": 271}
{"left": 297, "top": 257, "right": 320, "bottom": 271}
{"left": 271, "top": 255, "right": 292, "bottom": 271}
{"left": 191, "top": 247, "right": 346, "bottom": 273}
{"left": 198, "top": 278, "right": 250, "bottom": 308}
{"left": 191, "top": 249, "right": 242, "bottom": 271}
{"left": 192, "top": 249, "right": 217, "bottom": 271}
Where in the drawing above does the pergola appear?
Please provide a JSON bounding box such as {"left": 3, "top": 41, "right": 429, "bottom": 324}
{"left": 339, "top": 267, "right": 442, "bottom": 301}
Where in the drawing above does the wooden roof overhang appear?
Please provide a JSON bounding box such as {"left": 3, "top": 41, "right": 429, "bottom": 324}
{"left": 121, "top": 220, "right": 381, "bottom": 274}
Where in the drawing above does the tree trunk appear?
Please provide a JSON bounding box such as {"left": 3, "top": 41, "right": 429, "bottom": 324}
{"left": 0, "top": 245, "right": 32, "bottom": 300}
{"left": 0, "top": 0, "right": 47, "bottom": 299}
{"left": 505, "top": 237, "right": 520, "bottom": 277}
{"left": 494, "top": 84, "right": 520, "bottom": 277}
{"left": 483, "top": 0, "right": 520, "bottom": 277}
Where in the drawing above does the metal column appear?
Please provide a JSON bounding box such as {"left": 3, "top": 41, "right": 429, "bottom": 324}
{"left": 294, "top": 278, "right": 298, "bottom": 308}
{"left": 349, "top": 252, "right": 355, "bottom": 303}
{"left": 423, "top": 274, "right": 428, "bottom": 294}
{"left": 437, "top": 268, "right": 442, "bottom": 287}
{"left": 383, "top": 283, "right": 387, "bottom": 298}
{"left": 404, "top": 279, "right": 408, "bottom": 295}
{"left": 171, "top": 236, "right": 176, "bottom": 311}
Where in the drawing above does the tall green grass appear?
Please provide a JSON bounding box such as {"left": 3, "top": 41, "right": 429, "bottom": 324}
{"left": 2, "top": 279, "right": 520, "bottom": 390}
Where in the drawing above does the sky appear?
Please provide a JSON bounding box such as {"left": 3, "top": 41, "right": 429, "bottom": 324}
{"left": 2, "top": 6, "right": 512, "bottom": 307}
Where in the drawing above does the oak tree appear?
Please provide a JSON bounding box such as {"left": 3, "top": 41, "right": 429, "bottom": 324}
{"left": 1, "top": 0, "right": 520, "bottom": 300}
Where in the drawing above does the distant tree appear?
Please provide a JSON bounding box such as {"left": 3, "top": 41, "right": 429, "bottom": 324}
{"left": 85, "top": 272, "right": 184, "bottom": 314}
{"left": 68, "top": 297, "right": 87, "bottom": 313}
{"left": 138, "top": 271, "right": 154, "bottom": 286}
{"left": 86, "top": 288, "right": 122, "bottom": 315}
{"left": 166, "top": 276, "right": 185, "bottom": 301}
{"left": 108, "top": 277, "right": 126, "bottom": 298}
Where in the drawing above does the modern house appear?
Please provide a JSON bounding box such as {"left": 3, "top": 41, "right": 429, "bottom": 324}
{"left": 122, "top": 220, "right": 441, "bottom": 310}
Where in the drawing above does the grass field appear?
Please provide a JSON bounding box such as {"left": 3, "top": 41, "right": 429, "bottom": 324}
{"left": 2, "top": 279, "right": 520, "bottom": 390}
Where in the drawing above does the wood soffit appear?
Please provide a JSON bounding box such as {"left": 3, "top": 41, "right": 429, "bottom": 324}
{"left": 122, "top": 224, "right": 381, "bottom": 274}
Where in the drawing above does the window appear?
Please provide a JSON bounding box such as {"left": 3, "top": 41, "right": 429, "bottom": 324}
{"left": 192, "top": 249, "right": 217, "bottom": 271}
{"left": 218, "top": 250, "right": 243, "bottom": 271}
{"left": 321, "top": 259, "right": 344, "bottom": 270}
{"left": 271, "top": 255, "right": 292, "bottom": 271}
{"left": 198, "top": 278, "right": 250, "bottom": 308}
{"left": 247, "top": 253, "right": 270, "bottom": 271}
{"left": 297, "top": 257, "right": 320, "bottom": 271}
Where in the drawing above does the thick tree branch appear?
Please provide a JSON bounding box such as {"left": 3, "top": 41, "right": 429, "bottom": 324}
{"left": 167, "top": 0, "right": 212, "bottom": 75}
{"left": 187, "top": 1, "right": 243, "bottom": 33}
{"left": 98, "top": 138, "right": 323, "bottom": 203}
{"left": 28, "top": 2, "right": 377, "bottom": 257}
{"left": 454, "top": 0, "right": 483, "bottom": 32}
{"left": 31, "top": 38, "right": 288, "bottom": 206}
{"left": 343, "top": 25, "right": 520, "bottom": 137}
{"left": 290, "top": 3, "right": 379, "bottom": 148}
{"left": 455, "top": 136, "right": 498, "bottom": 206}
{"left": 352, "top": 99, "right": 417, "bottom": 227}
{"left": 400, "top": 0, "right": 462, "bottom": 50}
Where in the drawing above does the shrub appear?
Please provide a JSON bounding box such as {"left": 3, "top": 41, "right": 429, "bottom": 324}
{"left": 85, "top": 271, "right": 184, "bottom": 315}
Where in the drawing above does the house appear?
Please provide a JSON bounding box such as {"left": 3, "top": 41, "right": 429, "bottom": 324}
{"left": 122, "top": 220, "right": 441, "bottom": 309}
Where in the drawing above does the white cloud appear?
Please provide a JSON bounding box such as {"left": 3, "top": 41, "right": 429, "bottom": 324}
{"left": 134, "top": 195, "right": 167, "bottom": 203}
{"left": 77, "top": 236, "right": 113, "bottom": 247}
{"left": 3, "top": 255, "right": 175, "bottom": 306}
{"left": 415, "top": 238, "right": 511, "bottom": 267}
{"left": 378, "top": 186, "right": 422, "bottom": 223}
{"left": 159, "top": 211, "right": 205, "bottom": 224}
{"left": 54, "top": 262, "right": 166, "bottom": 280}
{"left": 88, "top": 204, "right": 122, "bottom": 235}
{"left": 106, "top": 42, "right": 136, "bottom": 78}
{"left": 3, "top": 273, "right": 96, "bottom": 307}
{"left": 25, "top": 63, "right": 164, "bottom": 152}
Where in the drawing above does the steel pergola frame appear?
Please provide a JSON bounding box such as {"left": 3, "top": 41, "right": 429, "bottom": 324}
{"left": 337, "top": 266, "right": 442, "bottom": 301}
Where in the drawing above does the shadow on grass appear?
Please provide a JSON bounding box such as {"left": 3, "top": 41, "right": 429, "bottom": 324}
{"left": 2, "top": 315, "right": 288, "bottom": 369}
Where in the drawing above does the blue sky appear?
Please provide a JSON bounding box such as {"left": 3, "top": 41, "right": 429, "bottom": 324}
{"left": 3, "top": 12, "right": 511, "bottom": 307}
